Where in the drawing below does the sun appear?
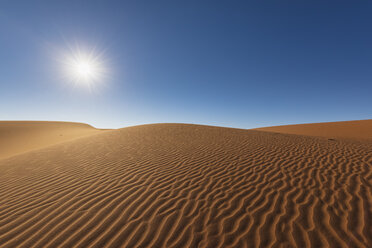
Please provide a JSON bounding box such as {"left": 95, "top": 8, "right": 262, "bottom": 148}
{"left": 60, "top": 46, "right": 107, "bottom": 88}
{"left": 70, "top": 57, "right": 100, "bottom": 82}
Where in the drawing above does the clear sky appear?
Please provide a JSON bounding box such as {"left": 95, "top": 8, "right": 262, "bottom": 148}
{"left": 1, "top": 1, "right": 371, "bottom": 129}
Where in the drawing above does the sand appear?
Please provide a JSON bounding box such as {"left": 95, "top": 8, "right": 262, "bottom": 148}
{"left": 0, "top": 121, "right": 103, "bottom": 159}
{"left": 255, "top": 119, "right": 372, "bottom": 140}
{"left": 0, "top": 121, "right": 371, "bottom": 247}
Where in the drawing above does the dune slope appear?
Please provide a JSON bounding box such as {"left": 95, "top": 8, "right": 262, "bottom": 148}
{"left": 255, "top": 119, "right": 372, "bottom": 140}
{"left": 0, "top": 124, "right": 371, "bottom": 248}
{"left": 0, "top": 121, "right": 103, "bottom": 159}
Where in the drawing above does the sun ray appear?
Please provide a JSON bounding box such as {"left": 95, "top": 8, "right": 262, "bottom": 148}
{"left": 58, "top": 43, "right": 108, "bottom": 91}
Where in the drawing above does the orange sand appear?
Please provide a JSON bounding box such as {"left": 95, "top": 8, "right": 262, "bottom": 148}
{"left": 255, "top": 119, "right": 372, "bottom": 140}
{"left": 0, "top": 121, "right": 371, "bottom": 247}
{"left": 0, "top": 121, "right": 103, "bottom": 159}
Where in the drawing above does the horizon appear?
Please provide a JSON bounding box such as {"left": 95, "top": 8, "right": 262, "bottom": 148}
{"left": 1, "top": 118, "right": 372, "bottom": 130}
{"left": 1, "top": 1, "right": 372, "bottom": 129}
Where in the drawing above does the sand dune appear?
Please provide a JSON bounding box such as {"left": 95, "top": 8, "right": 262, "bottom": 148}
{"left": 255, "top": 119, "right": 372, "bottom": 140}
{"left": 0, "top": 121, "right": 103, "bottom": 159}
{"left": 0, "top": 123, "right": 371, "bottom": 247}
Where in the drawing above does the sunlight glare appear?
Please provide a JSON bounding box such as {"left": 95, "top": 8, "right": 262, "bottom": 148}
{"left": 60, "top": 45, "right": 108, "bottom": 89}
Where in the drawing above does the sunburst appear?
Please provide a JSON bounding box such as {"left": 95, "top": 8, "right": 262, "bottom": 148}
{"left": 60, "top": 44, "right": 108, "bottom": 89}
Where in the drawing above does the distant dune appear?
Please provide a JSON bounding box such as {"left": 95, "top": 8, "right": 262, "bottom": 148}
{"left": 0, "top": 121, "right": 103, "bottom": 159}
{"left": 0, "top": 122, "right": 371, "bottom": 247}
{"left": 255, "top": 119, "right": 372, "bottom": 140}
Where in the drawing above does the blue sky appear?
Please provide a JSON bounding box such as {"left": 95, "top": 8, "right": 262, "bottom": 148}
{"left": 1, "top": 0, "right": 371, "bottom": 128}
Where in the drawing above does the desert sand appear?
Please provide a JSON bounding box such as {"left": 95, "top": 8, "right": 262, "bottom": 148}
{"left": 255, "top": 119, "right": 372, "bottom": 140}
{"left": 0, "top": 121, "right": 103, "bottom": 159}
{"left": 0, "top": 121, "right": 371, "bottom": 247}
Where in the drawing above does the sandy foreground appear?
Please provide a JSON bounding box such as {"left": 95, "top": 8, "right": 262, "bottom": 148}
{"left": 0, "top": 121, "right": 371, "bottom": 248}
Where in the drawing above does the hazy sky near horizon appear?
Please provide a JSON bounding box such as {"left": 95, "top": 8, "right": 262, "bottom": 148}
{"left": 1, "top": 1, "right": 371, "bottom": 128}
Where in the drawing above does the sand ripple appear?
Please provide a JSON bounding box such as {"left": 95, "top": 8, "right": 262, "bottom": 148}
{"left": 0, "top": 124, "right": 371, "bottom": 248}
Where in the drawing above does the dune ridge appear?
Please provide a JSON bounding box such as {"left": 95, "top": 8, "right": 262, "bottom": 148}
{"left": 255, "top": 119, "right": 372, "bottom": 140}
{"left": 0, "top": 123, "right": 371, "bottom": 247}
{"left": 0, "top": 121, "right": 104, "bottom": 159}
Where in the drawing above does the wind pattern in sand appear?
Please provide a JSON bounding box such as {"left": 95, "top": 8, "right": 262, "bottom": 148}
{"left": 0, "top": 124, "right": 371, "bottom": 248}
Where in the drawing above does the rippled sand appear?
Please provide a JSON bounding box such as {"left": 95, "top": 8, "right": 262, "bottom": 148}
{"left": 0, "top": 122, "right": 371, "bottom": 247}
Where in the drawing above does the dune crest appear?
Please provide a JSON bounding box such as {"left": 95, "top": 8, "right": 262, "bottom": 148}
{"left": 0, "top": 121, "right": 104, "bottom": 159}
{"left": 0, "top": 123, "right": 371, "bottom": 247}
{"left": 255, "top": 119, "right": 372, "bottom": 140}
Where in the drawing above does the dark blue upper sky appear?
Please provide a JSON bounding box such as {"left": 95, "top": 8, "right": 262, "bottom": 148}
{"left": 1, "top": 0, "right": 371, "bottom": 128}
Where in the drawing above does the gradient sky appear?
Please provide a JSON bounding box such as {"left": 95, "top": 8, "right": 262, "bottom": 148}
{"left": 1, "top": 1, "right": 371, "bottom": 129}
